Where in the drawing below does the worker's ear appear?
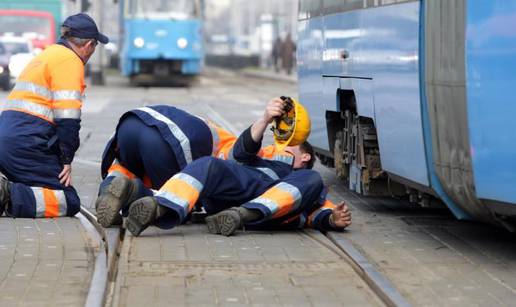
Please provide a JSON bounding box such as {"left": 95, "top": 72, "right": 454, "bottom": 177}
{"left": 301, "top": 152, "right": 311, "bottom": 163}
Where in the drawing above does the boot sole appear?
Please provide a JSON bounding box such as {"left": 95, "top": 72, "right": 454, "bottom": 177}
{"left": 217, "top": 211, "right": 241, "bottom": 237}
{"left": 205, "top": 215, "right": 221, "bottom": 234}
{"left": 126, "top": 197, "right": 157, "bottom": 237}
{"left": 96, "top": 177, "right": 131, "bottom": 228}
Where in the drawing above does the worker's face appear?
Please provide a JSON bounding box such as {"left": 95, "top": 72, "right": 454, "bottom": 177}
{"left": 284, "top": 145, "right": 311, "bottom": 169}
{"left": 80, "top": 40, "right": 98, "bottom": 63}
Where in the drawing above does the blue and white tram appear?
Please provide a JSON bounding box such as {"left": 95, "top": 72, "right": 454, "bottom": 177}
{"left": 297, "top": 0, "right": 516, "bottom": 229}
{"left": 120, "top": 0, "right": 204, "bottom": 84}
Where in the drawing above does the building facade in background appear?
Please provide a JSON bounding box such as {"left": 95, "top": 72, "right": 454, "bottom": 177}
{"left": 205, "top": 0, "right": 297, "bottom": 67}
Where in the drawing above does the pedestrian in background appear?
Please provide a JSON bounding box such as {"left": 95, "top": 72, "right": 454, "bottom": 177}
{"left": 281, "top": 33, "right": 296, "bottom": 75}
{"left": 271, "top": 37, "right": 282, "bottom": 72}
{"left": 0, "top": 13, "right": 108, "bottom": 218}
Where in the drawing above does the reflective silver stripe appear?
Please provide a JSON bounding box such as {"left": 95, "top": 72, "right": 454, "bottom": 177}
{"left": 208, "top": 123, "right": 220, "bottom": 156}
{"left": 276, "top": 182, "right": 303, "bottom": 211}
{"left": 31, "top": 187, "right": 68, "bottom": 217}
{"left": 251, "top": 197, "right": 279, "bottom": 214}
{"left": 155, "top": 190, "right": 190, "bottom": 210}
{"left": 137, "top": 107, "right": 193, "bottom": 163}
{"left": 53, "top": 108, "right": 81, "bottom": 119}
{"left": 106, "top": 170, "right": 126, "bottom": 179}
{"left": 13, "top": 81, "right": 53, "bottom": 99}
{"left": 256, "top": 167, "right": 280, "bottom": 180}
{"left": 174, "top": 173, "right": 203, "bottom": 192}
{"left": 14, "top": 82, "right": 82, "bottom": 102}
{"left": 32, "top": 187, "right": 46, "bottom": 218}
{"left": 273, "top": 154, "right": 294, "bottom": 165}
{"left": 53, "top": 90, "right": 82, "bottom": 101}
{"left": 3, "top": 99, "right": 54, "bottom": 121}
{"left": 55, "top": 190, "right": 68, "bottom": 216}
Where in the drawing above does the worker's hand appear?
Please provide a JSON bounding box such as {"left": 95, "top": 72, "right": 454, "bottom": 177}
{"left": 330, "top": 202, "right": 352, "bottom": 229}
{"left": 263, "top": 97, "right": 286, "bottom": 124}
{"left": 59, "top": 164, "right": 72, "bottom": 187}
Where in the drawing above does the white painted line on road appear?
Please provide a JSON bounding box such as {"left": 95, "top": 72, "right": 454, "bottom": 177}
{"left": 203, "top": 104, "right": 240, "bottom": 135}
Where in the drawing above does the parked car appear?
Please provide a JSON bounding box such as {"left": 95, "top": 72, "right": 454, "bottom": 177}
{"left": 0, "top": 41, "right": 10, "bottom": 90}
{"left": 0, "top": 36, "right": 35, "bottom": 84}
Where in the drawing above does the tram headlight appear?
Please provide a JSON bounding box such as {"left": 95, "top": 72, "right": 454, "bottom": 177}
{"left": 177, "top": 38, "right": 188, "bottom": 49}
{"left": 133, "top": 37, "right": 145, "bottom": 48}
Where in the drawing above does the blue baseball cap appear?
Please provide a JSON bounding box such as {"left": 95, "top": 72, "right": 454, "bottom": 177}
{"left": 62, "top": 13, "right": 109, "bottom": 44}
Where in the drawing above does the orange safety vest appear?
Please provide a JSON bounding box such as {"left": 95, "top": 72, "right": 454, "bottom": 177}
{"left": 4, "top": 44, "right": 84, "bottom": 123}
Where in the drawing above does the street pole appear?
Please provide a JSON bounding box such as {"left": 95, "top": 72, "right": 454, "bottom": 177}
{"left": 76, "top": 0, "right": 83, "bottom": 12}
{"left": 90, "top": 0, "right": 105, "bottom": 85}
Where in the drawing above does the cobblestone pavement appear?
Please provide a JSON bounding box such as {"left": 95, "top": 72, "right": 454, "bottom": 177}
{"left": 319, "top": 166, "right": 516, "bottom": 306}
{"left": 4, "top": 67, "right": 515, "bottom": 306}
{"left": 0, "top": 218, "right": 96, "bottom": 306}
{"left": 114, "top": 226, "right": 382, "bottom": 307}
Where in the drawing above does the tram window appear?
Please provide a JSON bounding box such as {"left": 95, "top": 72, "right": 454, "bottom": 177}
{"left": 380, "top": 0, "right": 415, "bottom": 5}
{"left": 323, "top": 0, "right": 364, "bottom": 14}
{"left": 299, "top": 0, "right": 322, "bottom": 20}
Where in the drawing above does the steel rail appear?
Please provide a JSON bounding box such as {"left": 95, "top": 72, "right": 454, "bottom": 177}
{"left": 326, "top": 232, "right": 411, "bottom": 307}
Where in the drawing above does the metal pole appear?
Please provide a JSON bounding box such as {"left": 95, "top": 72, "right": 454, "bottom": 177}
{"left": 90, "top": 0, "right": 105, "bottom": 85}
{"left": 76, "top": 0, "right": 83, "bottom": 12}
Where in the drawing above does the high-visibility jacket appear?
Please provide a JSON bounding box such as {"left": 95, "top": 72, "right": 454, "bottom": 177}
{"left": 2, "top": 41, "right": 84, "bottom": 163}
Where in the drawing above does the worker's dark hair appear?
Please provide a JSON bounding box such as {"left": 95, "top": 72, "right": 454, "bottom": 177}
{"left": 299, "top": 141, "right": 316, "bottom": 169}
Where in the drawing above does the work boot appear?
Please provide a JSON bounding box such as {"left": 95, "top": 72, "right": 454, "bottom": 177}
{"left": 96, "top": 176, "right": 138, "bottom": 228}
{"left": 0, "top": 172, "right": 10, "bottom": 216}
{"left": 126, "top": 196, "right": 163, "bottom": 237}
{"left": 205, "top": 207, "right": 261, "bottom": 236}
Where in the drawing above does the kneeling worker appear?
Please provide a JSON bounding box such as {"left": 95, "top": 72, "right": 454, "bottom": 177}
{"left": 124, "top": 97, "right": 352, "bottom": 236}
{"left": 0, "top": 13, "right": 108, "bottom": 217}
{"left": 96, "top": 105, "right": 237, "bottom": 227}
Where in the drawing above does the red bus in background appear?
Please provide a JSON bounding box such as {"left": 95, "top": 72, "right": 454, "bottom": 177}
{"left": 0, "top": 10, "right": 55, "bottom": 50}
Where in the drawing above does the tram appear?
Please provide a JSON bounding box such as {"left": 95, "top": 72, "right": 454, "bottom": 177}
{"left": 297, "top": 0, "right": 516, "bottom": 229}
{"left": 119, "top": 0, "right": 204, "bottom": 84}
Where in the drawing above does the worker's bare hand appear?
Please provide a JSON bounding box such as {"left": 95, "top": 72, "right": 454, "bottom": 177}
{"left": 59, "top": 164, "right": 72, "bottom": 187}
{"left": 331, "top": 202, "right": 352, "bottom": 228}
{"left": 263, "top": 97, "right": 286, "bottom": 124}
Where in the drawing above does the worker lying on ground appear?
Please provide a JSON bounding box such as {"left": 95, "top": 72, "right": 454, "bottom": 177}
{"left": 96, "top": 105, "right": 236, "bottom": 227}
{"left": 0, "top": 13, "right": 109, "bottom": 218}
{"left": 124, "top": 98, "right": 352, "bottom": 236}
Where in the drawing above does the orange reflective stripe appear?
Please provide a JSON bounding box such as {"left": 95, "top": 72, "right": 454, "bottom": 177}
{"left": 160, "top": 178, "right": 200, "bottom": 211}
{"left": 211, "top": 124, "right": 237, "bottom": 159}
{"left": 53, "top": 100, "right": 82, "bottom": 109}
{"left": 108, "top": 163, "right": 136, "bottom": 179}
{"left": 8, "top": 86, "right": 52, "bottom": 105}
{"left": 321, "top": 199, "right": 337, "bottom": 210}
{"left": 43, "top": 188, "right": 59, "bottom": 218}
{"left": 260, "top": 187, "right": 295, "bottom": 219}
{"left": 307, "top": 200, "right": 336, "bottom": 227}
{"left": 258, "top": 146, "right": 276, "bottom": 159}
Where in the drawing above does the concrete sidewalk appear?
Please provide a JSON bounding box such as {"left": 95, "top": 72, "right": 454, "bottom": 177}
{"left": 0, "top": 217, "right": 96, "bottom": 306}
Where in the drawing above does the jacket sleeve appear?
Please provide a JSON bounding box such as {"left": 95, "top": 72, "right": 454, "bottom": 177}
{"left": 231, "top": 126, "right": 262, "bottom": 163}
{"left": 51, "top": 57, "right": 84, "bottom": 164}
{"left": 306, "top": 198, "right": 345, "bottom": 232}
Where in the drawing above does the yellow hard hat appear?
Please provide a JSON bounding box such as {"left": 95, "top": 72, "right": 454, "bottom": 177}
{"left": 272, "top": 97, "right": 311, "bottom": 151}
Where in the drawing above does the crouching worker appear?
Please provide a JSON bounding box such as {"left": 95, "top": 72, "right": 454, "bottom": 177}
{"left": 124, "top": 97, "right": 352, "bottom": 236}
{"left": 96, "top": 105, "right": 236, "bottom": 227}
{"left": 0, "top": 13, "right": 109, "bottom": 217}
